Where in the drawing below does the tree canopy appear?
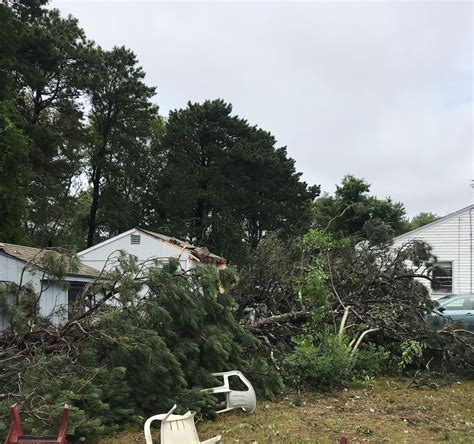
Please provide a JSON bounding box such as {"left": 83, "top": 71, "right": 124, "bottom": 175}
{"left": 144, "top": 99, "right": 319, "bottom": 264}
{"left": 407, "top": 212, "right": 439, "bottom": 231}
{"left": 0, "top": 2, "right": 318, "bottom": 258}
{"left": 312, "top": 175, "right": 408, "bottom": 240}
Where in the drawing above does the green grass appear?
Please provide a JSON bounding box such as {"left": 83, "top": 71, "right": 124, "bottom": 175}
{"left": 99, "top": 378, "right": 474, "bottom": 443}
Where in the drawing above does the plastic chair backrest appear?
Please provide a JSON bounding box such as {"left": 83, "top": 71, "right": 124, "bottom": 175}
{"left": 212, "top": 371, "right": 257, "bottom": 413}
{"left": 161, "top": 412, "right": 201, "bottom": 444}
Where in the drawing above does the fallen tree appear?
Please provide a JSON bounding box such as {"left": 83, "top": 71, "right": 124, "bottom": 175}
{"left": 234, "top": 223, "right": 473, "bottom": 383}
{"left": 0, "top": 253, "right": 281, "bottom": 439}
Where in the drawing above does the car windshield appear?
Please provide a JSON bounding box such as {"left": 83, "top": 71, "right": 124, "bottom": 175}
{"left": 439, "top": 295, "right": 474, "bottom": 309}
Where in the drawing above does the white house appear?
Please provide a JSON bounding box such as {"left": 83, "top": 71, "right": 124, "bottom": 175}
{"left": 392, "top": 204, "right": 474, "bottom": 299}
{"left": 78, "top": 228, "right": 226, "bottom": 273}
{"left": 0, "top": 242, "right": 101, "bottom": 331}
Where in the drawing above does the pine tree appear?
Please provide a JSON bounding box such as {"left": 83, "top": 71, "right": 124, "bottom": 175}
{"left": 84, "top": 46, "right": 157, "bottom": 247}
{"left": 155, "top": 99, "right": 319, "bottom": 264}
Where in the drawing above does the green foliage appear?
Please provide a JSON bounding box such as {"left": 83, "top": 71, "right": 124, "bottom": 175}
{"left": 98, "top": 116, "right": 166, "bottom": 241}
{"left": 154, "top": 99, "right": 319, "bottom": 264}
{"left": 284, "top": 331, "right": 389, "bottom": 390}
{"left": 398, "top": 340, "right": 426, "bottom": 371}
{"left": 313, "top": 175, "right": 408, "bottom": 239}
{"left": 11, "top": 5, "right": 88, "bottom": 246}
{"left": 0, "top": 100, "right": 30, "bottom": 242}
{"left": 232, "top": 233, "right": 303, "bottom": 315}
{"left": 2, "top": 1, "right": 318, "bottom": 257}
{"left": 407, "top": 212, "right": 439, "bottom": 231}
{"left": 352, "top": 343, "right": 389, "bottom": 376}
{"left": 395, "top": 334, "right": 474, "bottom": 376}
{"left": 284, "top": 332, "right": 352, "bottom": 389}
{"left": 84, "top": 45, "right": 158, "bottom": 247}
{"left": 297, "top": 229, "right": 334, "bottom": 307}
{"left": 0, "top": 256, "right": 282, "bottom": 439}
{"left": 301, "top": 226, "right": 437, "bottom": 340}
{"left": 241, "top": 355, "right": 285, "bottom": 399}
{"left": 0, "top": 344, "right": 138, "bottom": 439}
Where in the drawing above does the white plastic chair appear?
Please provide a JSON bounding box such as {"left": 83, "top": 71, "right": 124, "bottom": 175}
{"left": 144, "top": 404, "right": 221, "bottom": 444}
{"left": 204, "top": 370, "right": 257, "bottom": 414}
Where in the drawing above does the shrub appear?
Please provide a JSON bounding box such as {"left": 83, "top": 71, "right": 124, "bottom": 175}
{"left": 352, "top": 343, "right": 389, "bottom": 376}
{"left": 284, "top": 333, "right": 352, "bottom": 389}
{"left": 284, "top": 331, "right": 389, "bottom": 390}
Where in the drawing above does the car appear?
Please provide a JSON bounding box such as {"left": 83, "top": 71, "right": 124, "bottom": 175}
{"left": 427, "top": 294, "right": 474, "bottom": 332}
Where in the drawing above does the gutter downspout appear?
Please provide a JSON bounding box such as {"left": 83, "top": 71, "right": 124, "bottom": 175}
{"left": 470, "top": 208, "right": 473, "bottom": 293}
{"left": 458, "top": 217, "right": 461, "bottom": 294}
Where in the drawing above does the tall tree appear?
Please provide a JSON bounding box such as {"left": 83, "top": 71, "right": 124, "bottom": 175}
{"left": 98, "top": 115, "right": 166, "bottom": 238}
{"left": 6, "top": 2, "right": 90, "bottom": 246}
{"left": 313, "top": 175, "right": 407, "bottom": 239}
{"left": 0, "top": 102, "right": 30, "bottom": 242}
{"left": 226, "top": 126, "right": 319, "bottom": 249}
{"left": 84, "top": 46, "right": 157, "bottom": 247}
{"left": 156, "top": 99, "right": 319, "bottom": 263}
{"left": 0, "top": 2, "right": 31, "bottom": 242}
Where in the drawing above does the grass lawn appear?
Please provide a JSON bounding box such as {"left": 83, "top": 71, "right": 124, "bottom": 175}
{"left": 98, "top": 378, "right": 473, "bottom": 443}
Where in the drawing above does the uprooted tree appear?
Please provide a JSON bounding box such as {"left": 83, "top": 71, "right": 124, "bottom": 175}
{"left": 0, "top": 252, "right": 281, "bottom": 439}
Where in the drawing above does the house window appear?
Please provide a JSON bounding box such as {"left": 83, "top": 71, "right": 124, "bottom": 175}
{"left": 131, "top": 234, "right": 141, "bottom": 245}
{"left": 68, "top": 284, "right": 85, "bottom": 320}
{"left": 431, "top": 261, "right": 453, "bottom": 294}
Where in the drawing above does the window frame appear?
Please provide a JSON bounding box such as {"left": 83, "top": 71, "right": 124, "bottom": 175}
{"left": 431, "top": 261, "right": 453, "bottom": 294}
{"left": 68, "top": 283, "right": 86, "bottom": 320}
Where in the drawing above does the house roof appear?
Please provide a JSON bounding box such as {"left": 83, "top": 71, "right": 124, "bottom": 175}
{"left": 0, "top": 242, "right": 102, "bottom": 279}
{"left": 138, "top": 228, "right": 227, "bottom": 265}
{"left": 393, "top": 203, "right": 474, "bottom": 242}
{"left": 77, "top": 227, "right": 227, "bottom": 266}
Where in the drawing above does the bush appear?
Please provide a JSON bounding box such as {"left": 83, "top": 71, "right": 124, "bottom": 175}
{"left": 284, "top": 331, "right": 389, "bottom": 390}
{"left": 352, "top": 343, "right": 389, "bottom": 376}
{"left": 284, "top": 333, "right": 352, "bottom": 389}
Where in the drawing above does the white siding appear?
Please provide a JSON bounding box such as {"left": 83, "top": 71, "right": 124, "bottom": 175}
{"left": 392, "top": 206, "right": 474, "bottom": 298}
{"left": 0, "top": 254, "right": 93, "bottom": 330}
{"left": 78, "top": 228, "right": 194, "bottom": 272}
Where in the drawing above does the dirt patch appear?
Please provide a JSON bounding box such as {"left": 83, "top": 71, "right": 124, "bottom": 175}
{"left": 99, "top": 378, "right": 473, "bottom": 443}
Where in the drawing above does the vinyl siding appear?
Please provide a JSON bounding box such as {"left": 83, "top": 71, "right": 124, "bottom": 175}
{"left": 0, "top": 254, "right": 92, "bottom": 330}
{"left": 392, "top": 206, "right": 474, "bottom": 298}
{"left": 78, "top": 228, "right": 193, "bottom": 272}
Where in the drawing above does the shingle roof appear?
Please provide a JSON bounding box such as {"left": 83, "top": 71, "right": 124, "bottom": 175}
{"left": 0, "top": 242, "right": 102, "bottom": 278}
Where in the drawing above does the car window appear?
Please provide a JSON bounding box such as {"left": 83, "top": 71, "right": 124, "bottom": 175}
{"left": 443, "top": 298, "right": 465, "bottom": 310}
{"left": 467, "top": 297, "right": 474, "bottom": 310}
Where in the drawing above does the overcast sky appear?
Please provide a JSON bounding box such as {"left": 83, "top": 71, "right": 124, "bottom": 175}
{"left": 53, "top": 0, "right": 473, "bottom": 217}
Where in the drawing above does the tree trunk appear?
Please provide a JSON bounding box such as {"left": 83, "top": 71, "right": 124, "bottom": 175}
{"left": 87, "top": 165, "right": 101, "bottom": 247}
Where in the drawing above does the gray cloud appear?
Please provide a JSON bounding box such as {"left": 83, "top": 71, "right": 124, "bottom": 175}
{"left": 54, "top": 0, "right": 473, "bottom": 217}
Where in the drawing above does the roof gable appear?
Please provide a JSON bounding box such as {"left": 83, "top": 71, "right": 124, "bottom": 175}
{"left": 393, "top": 204, "right": 474, "bottom": 242}
{"left": 78, "top": 228, "right": 226, "bottom": 266}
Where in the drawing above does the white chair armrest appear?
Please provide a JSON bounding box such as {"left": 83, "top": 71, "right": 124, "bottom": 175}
{"left": 205, "top": 387, "right": 232, "bottom": 394}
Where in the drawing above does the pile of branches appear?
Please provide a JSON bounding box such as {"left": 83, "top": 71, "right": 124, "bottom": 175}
{"left": 234, "top": 229, "right": 474, "bottom": 374}
{"left": 0, "top": 254, "right": 279, "bottom": 439}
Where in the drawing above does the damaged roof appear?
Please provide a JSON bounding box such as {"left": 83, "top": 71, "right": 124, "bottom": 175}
{"left": 0, "top": 242, "right": 102, "bottom": 278}
{"left": 138, "top": 228, "right": 227, "bottom": 266}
